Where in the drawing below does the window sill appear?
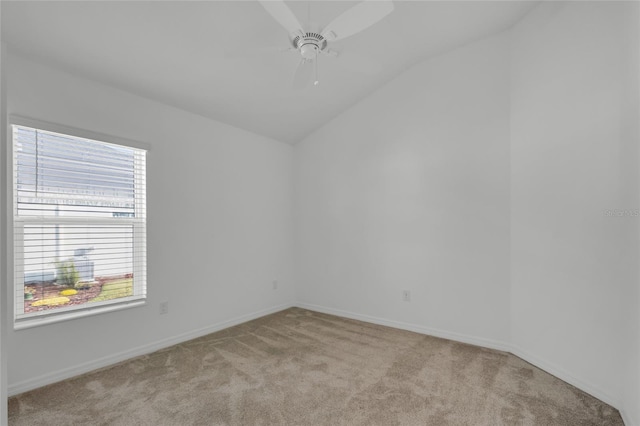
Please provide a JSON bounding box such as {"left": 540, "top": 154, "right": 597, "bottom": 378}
{"left": 14, "top": 299, "right": 146, "bottom": 330}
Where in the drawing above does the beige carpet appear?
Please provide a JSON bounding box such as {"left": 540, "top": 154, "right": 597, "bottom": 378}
{"left": 9, "top": 308, "right": 623, "bottom": 425}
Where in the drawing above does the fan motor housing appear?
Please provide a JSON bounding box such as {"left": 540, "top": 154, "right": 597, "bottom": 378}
{"left": 292, "top": 32, "right": 327, "bottom": 58}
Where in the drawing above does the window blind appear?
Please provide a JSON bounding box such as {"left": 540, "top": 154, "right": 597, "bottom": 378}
{"left": 13, "top": 124, "right": 147, "bottom": 323}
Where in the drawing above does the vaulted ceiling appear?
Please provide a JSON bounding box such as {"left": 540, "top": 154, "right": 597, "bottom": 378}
{"left": 1, "top": 1, "right": 537, "bottom": 144}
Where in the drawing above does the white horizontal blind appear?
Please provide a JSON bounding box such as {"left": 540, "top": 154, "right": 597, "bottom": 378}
{"left": 13, "top": 124, "right": 147, "bottom": 322}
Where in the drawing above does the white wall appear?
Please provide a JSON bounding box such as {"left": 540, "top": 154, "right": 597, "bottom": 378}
{"left": 296, "top": 1, "right": 639, "bottom": 422}
{"left": 0, "top": 40, "right": 9, "bottom": 426}
{"left": 621, "top": 0, "right": 640, "bottom": 418}
{"left": 510, "top": 0, "right": 638, "bottom": 418}
{"left": 294, "top": 33, "right": 511, "bottom": 348}
{"left": 3, "top": 51, "right": 295, "bottom": 394}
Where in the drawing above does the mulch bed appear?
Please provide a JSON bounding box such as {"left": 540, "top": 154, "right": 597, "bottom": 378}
{"left": 24, "top": 280, "right": 105, "bottom": 314}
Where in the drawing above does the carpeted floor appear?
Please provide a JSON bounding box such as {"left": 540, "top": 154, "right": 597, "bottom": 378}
{"left": 8, "top": 308, "right": 623, "bottom": 425}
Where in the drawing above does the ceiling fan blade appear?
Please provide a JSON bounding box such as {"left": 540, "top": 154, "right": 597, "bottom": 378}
{"left": 259, "top": 1, "right": 304, "bottom": 37}
{"left": 293, "top": 58, "right": 314, "bottom": 90}
{"left": 321, "top": 0, "right": 394, "bottom": 42}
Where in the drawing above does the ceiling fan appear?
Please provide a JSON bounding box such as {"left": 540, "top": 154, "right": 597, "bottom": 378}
{"left": 258, "top": 0, "right": 394, "bottom": 89}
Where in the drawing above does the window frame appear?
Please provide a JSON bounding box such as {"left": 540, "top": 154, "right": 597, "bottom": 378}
{"left": 9, "top": 116, "right": 150, "bottom": 330}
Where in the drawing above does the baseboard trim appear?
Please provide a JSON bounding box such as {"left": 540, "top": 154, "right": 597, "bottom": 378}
{"left": 620, "top": 408, "right": 636, "bottom": 426}
{"left": 8, "top": 301, "right": 629, "bottom": 425}
{"left": 295, "top": 302, "right": 511, "bottom": 353}
{"left": 296, "top": 302, "right": 625, "bottom": 422}
{"left": 8, "top": 302, "right": 295, "bottom": 397}
{"left": 510, "top": 344, "right": 626, "bottom": 420}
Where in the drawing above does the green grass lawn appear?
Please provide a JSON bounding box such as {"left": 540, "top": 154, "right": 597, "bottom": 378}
{"left": 90, "top": 278, "right": 133, "bottom": 303}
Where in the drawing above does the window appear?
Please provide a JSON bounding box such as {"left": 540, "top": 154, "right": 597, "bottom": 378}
{"left": 12, "top": 120, "right": 147, "bottom": 328}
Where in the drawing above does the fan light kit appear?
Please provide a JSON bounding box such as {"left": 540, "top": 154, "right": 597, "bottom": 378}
{"left": 295, "top": 32, "right": 325, "bottom": 59}
{"left": 259, "top": 0, "right": 394, "bottom": 89}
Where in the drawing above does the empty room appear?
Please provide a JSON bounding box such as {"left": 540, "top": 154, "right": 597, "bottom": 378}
{"left": 0, "top": 0, "right": 639, "bottom": 424}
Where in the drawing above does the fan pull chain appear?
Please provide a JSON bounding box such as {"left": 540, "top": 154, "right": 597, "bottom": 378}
{"left": 314, "top": 55, "right": 319, "bottom": 86}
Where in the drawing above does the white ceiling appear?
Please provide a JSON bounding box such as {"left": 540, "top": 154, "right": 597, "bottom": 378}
{"left": 1, "top": 1, "right": 537, "bottom": 144}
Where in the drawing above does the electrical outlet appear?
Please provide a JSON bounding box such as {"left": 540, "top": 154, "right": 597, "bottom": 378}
{"left": 159, "top": 301, "right": 169, "bottom": 315}
{"left": 272, "top": 280, "right": 278, "bottom": 290}
{"left": 403, "top": 291, "right": 411, "bottom": 302}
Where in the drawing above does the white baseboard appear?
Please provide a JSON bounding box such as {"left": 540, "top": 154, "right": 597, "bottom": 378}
{"left": 509, "top": 344, "right": 620, "bottom": 411}
{"left": 8, "top": 302, "right": 295, "bottom": 397}
{"left": 8, "top": 301, "right": 630, "bottom": 426}
{"left": 295, "top": 302, "right": 511, "bottom": 353}
{"left": 297, "top": 302, "right": 627, "bottom": 423}
{"left": 620, "top": 408, "right": 637, "bottom": 426}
